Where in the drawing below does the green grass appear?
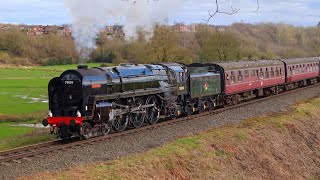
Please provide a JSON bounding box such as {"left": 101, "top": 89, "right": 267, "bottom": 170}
{"left": 0, "top": 122, "right": 33, "bottom": 138}
{"left": 34, "top": 63, "right": 106, "bottom": 71}
{"left": 0, "top": 69, "right": 59, "bottom": 115}
{"left": 0, "top": 122, "right": 55, "bottom": 151}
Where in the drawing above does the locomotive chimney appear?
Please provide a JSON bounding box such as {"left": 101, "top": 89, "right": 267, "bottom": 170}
{"left": 77, "top": 64, "right": 88, "bottom": 70}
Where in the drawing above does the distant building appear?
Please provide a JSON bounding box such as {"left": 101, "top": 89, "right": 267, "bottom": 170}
{"left": 25, "top": 25, "right": 72, "bottom": 37}
{"left": 27, "top": 26, "right": 44, "bottom": 36}
{"left": 57, "top": 26, "right": 72, "bottom": 36}
{"left": 172, "top": 23, "right": 228, "bottom": 32}
{"left": 101, "top": 25, "right": 124, "bottom": 38}
{"left": 173, "top": 23, "right": 198, "bottom": 32}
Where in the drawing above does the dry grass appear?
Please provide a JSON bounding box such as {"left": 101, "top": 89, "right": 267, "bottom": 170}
{"left": 24, "top": 98, "right": 320, "bottom": 180}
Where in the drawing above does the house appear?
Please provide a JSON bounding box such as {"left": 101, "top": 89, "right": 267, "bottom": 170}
{"left": 57, "top": 26, "right": 72, "bottom": 36}
{"left": 173, "top": 23, "right": 198, "bottom": 32}
{"left": 27, "top": 26, "right": 44, "bottom": 36}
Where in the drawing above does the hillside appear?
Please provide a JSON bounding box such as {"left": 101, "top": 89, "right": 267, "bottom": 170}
{"left": 1, "top": 23, "right": 320, "bottom": 66}
{"left": 27, "top": 97, "right": 320, "bottom": 179}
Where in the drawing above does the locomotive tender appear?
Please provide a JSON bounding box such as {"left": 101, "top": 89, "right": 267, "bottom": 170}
{"left": 43, "top": 58, "right": 320, "bottom": 140}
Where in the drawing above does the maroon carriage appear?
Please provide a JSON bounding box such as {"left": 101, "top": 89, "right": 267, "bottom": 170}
{"left": 281, "top": 57, "right": 319, "bottom": 89}
{"left": 210, "top": 60, "right": 285, "bottom": 104}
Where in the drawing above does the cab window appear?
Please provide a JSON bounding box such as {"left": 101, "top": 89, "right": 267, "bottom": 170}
{"left": 179, "top": 72, "right": 186, "bottom": 82}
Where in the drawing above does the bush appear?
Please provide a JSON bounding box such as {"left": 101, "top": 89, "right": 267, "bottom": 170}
{"left": 41, "top": 57, "right": 73, "bottom": 66}
{"left": 0, "top": 51, "right": 11, "bottom": 64}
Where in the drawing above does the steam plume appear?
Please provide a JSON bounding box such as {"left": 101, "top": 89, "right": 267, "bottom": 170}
{"left": 64, "top": 0, "right": 183, "bottom": 63}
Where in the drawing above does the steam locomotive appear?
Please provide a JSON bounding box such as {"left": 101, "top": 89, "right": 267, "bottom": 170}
{"left": 42, "top": 57, "right": 320, "bottom": 140}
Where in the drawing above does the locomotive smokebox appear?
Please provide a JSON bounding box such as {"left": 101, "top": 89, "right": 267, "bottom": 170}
{"left": 77, "top": 64, "right": 88, "bottom": 70}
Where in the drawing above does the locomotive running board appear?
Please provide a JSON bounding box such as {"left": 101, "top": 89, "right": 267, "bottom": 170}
{"left": 94, "top": 87, "right": 176, "bottom": 100}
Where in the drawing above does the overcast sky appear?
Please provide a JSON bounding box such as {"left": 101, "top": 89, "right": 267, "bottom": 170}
{"left": 0, "top": 0, "right": 319, "bottom": 26}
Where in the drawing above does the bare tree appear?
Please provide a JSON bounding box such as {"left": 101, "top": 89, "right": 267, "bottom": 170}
{"left": 204, "top": 0, "right": 260, "bottom": 23}
{"left": 123, "top": 0, "right": 260, "bottom": 24}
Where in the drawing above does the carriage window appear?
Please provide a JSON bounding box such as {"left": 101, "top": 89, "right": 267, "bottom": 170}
{"left": 265, "top": 68, "right": 269, "bottom": 79}
{"left": 280, "top": 68, "right": 282, "bottom": 76}
{"left": 296, "top": 65, "right": 299, "bottom": 74}
{"left": 309, "top": 64, "right": 312, "bottom": 72}
{"left": 244, "top": 70, "right": 249, "bottom": 78}
{"left": 276, "top": 67, "right": 280, "bottom": 77}
{"left": 303, "top": 64, "right": 305, "bottom": 73}
{"left": 292, "top": 66, "right": 295, "bottom": 74}
{"left": 288, "top": 67, "right": 291, "bottom": 75}
{"left": 238, "top": 70, "right": 243, "bottom": 82}
{"left": 251, "top": 69, "right": 255, "bottom": 77}
{"left": 270, "top": 67, "right": 275, "bottom": 78}
{"left": 231, "top": 71, "right": 236, "bottom": 84}
{"left": 300, "top": 65, "right": 303, "bottom": 73}
{"left": 226, "top": 73, "right": 230, "bottom": 84}
{"left": 260, "top": 68, "right": 264, "bottom": 79}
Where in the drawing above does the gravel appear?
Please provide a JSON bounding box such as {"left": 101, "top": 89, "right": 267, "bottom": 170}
{"left": 1, "top": 85, "right": 320, "bottom": 179}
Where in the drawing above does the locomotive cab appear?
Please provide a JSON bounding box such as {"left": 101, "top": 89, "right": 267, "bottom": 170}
{"left": 159, "top": 63, "right": 188, "bottom": 95}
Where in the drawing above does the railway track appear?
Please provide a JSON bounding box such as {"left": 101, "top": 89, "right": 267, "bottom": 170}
{"left": 1, "top": 83, "right": 319, "bottom": 166}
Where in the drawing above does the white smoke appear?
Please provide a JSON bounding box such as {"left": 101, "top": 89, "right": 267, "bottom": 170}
{"left": 64, "top": 0, "right": 183, "bottom": 63}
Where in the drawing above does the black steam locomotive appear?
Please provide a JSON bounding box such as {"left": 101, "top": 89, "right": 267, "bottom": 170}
{"left": 43, "top": 63, "right": 221, "bottom": 140}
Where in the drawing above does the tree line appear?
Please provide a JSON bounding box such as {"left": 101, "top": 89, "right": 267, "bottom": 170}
{"left": 0, "top": 23, "right": 320, "bottom": 66}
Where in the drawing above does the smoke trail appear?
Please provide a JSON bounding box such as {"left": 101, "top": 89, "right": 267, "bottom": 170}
{"left": 64, "top": 0, "right": 183, "bottom": 63}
